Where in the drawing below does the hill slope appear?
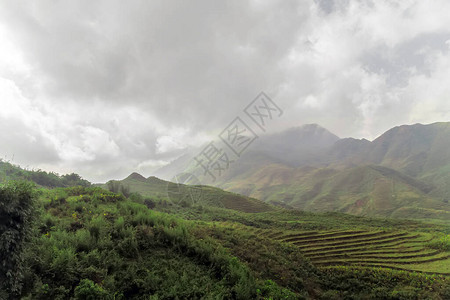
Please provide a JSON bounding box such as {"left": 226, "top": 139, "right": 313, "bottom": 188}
{"left": 102, "top": 173, "right": 274, "bottom": 213}
{"left": 220, "top": 164, "right": 450, "bottom": 219}
{"left": 0, "top": 160, "right": 90, "bottom": 188}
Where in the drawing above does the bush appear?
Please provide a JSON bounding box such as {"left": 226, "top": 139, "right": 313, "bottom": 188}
{"left": 426, "top": 234, "right": 450, "bottom": 251}
{"left": 257, "top": 280, "right": 299, "bottom": 300}
{"left": 144, "top": 198, "right": 156, "bottom": 209}
{"left": 74, "top": 279, "right": 108, "bottom": 300}
{"left": 88, "top": 217, "right": 107, "bottom": 242}
{"left": 0, "top": 181, "right": 36, "bottom": 297}
{"left": 129, "top": 193, "right": 143, "bottom": 203}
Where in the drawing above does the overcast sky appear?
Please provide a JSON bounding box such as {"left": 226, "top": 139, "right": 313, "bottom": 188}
{"left": 1, "top": 0, "right": 450, "bottom": 182}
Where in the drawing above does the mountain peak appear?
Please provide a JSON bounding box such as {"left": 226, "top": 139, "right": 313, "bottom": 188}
{"left": 300, "top": 123, "right": 325, "bottom": 130}
{"left": 276, "top": 124, "right": 340, "bottom": 144}
{"left": 125, "top": 172, "right": 147, "bottom": 181}
{"left": 146, "top": 176, "right": 168, "bottom": 184}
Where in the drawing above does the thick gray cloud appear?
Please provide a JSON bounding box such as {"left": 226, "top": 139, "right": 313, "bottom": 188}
{"left": 0, "top": 0, "right": 449, "bottom": 182}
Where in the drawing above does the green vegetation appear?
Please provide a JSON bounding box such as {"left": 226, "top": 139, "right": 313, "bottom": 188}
{"left": 0, "top": 181, "right": 36, "bottom": 299}
{"left": 102, "top": 173, "right": 274, "bottom": 213}
{"left": 2, "top": 185, "right": 294, "bottom": 299}
{"left": 0, "top": 160, "right": 90, "bottom": 188}
{"left": 426, "top": 234, "right": 450, "bottom": 251}
{"left": 0, "top": 179, "right": 448, "bottom": 299}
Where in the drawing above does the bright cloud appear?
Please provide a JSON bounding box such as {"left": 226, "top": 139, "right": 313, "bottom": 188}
{"left": 0, "top": 0, "right": 449, "bottom": 182}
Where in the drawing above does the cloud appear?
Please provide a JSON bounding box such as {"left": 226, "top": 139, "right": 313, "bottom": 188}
{"left": 0, "top": 0, "right": 449, "bottom": 181}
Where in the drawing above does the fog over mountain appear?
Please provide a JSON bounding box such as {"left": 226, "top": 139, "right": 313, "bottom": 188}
{"left": 153, "top": 122, "right": 450, "bottom": 219}
{"left": 2, "top": 2, "right": 450, "bottom": 298}
{"left": 1, "top": 1, "right": 450, "bottom": 182}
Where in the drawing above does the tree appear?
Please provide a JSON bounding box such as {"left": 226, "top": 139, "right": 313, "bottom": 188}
{"left": 62, "top": 173, "right": 91, "bottom": 187}
{"left": 107, "top": 181, "right": 120, "bottom": 194}
{"left": 144, "top": 198, "right": 156, "bottom": 209}
{"left": 119, "top": 185, "right": 131, "bottom": 198}
{"left": 0, "top": 181, "right": 36, "bottom": 298}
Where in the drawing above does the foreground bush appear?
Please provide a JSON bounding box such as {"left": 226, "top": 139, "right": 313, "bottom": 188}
{"left": 0, "top": 181, "right": 36, "bottom": 298}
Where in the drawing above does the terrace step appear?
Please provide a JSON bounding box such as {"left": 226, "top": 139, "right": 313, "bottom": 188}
{"left": 309, "top": 250, "right": 440, "bottom": 261}
{"left": 299, "top": 234, "right": 421, "bottom": 254}
{"left": 282, "top": 231, "right": 386, "bottom": 244}
{"left": 295, "top": 232, "right": 412, "bottom": 250}
{"left": 305, "top": 247, "right": 426, "bottom": 258}
{"left": 322, "top": 265, "right": 450, "bottom": 276}
{"left": 313, "top": 253, "right": 450, "bottom": 266}
{"left": 266, "top": 231, "right": 285, "bottom": 239}
{"left": 278, "top": 230, "right": 368, "bottom": 242}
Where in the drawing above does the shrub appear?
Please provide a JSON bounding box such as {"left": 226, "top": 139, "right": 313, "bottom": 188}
{"left": 257, "top": 280, "right": 299, "bottom": 300}
{"left": 67, "top": 186, "right": 86, "bottom": 196}
{"left": 144, "top": 198, "right": 156, "bottom": 209}
{"left": 0, "top": 181, "right": 36, "bottom": 297}
{"left": 75, "top": 229, "right": 92, "bottom": 252}
{"left": 114, "top": 216, "right": 125, "bottom": 231}
{"left": 426, "top": 234, "right": 450, "bottom": 251}
{"left": 132, "top": 211, "right": 155, "bottom": 227}
{"left": 88, "top": 217, "right": 107, "bottom": 242}
{"left": 106, "top": 181, "right": 120, "bottom": 193}
{"left": 129, "top": 193, "right": 143, "bottom": 203}
{"left": 74, "top": 279, "right": 108, "bottom": 300}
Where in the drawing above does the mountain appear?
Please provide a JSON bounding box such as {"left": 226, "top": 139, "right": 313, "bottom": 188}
{"left": 250, "top": 124, "right": 340, "bottom": 166}
{"left": 365, "top": 122, "right": 450, "bottom": 199}
{"left": 368, "top": 123, "right": 449, "bottom": 169}
{"left": 155, "top": 122, "right": 450, "bottom": 219}
{"left": 101, "top": 172, "right": 274, "bottom": 213}
{"left": 153, "top": 153, "right": 193, "bottom": 182}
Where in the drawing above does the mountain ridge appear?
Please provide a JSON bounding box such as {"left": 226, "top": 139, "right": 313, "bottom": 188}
{"left": 154, "top": 121, "right": 450, "bottom": 219}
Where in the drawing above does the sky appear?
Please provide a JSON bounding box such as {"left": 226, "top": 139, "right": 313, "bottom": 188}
{"left": 0, "top": 0, "right": 449, "bottom": 182}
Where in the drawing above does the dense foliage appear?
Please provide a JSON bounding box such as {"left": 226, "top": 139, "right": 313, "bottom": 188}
{"left": 0, "top": 181, "right": 36, "bottom": 299}
{"left": 15, "top": 187, "right": 297, "bottom": 299}
{"left": 0, "top": 161, "right": 90, "bottom": 188}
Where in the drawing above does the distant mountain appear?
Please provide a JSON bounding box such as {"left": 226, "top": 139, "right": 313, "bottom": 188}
{"left": 155, "top": 124, "right": 341, "bottom": 183}
{"left": 325, "top": 138, "right": 371, "bottom": 166}
{"left": 366, "top": 123, "right": 450, "bottom": 172}
{"left": 154, "top": 122, "right": 450, "bottom": 219}
{"left": 364, "top": 123, "right": 450, "bottom": 199}
{"left": 250, "top": 124, "right": 340, "bottom": 166}
{"left": 153, "top": 153, "right": 192, "bottom": 181}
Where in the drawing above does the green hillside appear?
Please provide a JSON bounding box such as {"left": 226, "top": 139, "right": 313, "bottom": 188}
{"left": 101, "top": 173, "right": 274, "bottom": 213}
{"left": 2, "top": 181, "right": 449, "bottom": 299}
{"left": 367, "top": 122, "right": 450, "bottom": 198}
{"left": 0, "top": 160, "right": 90, "bottom": 188}
{"left": 220, "top": 164, "right": 450, "bottom": 220}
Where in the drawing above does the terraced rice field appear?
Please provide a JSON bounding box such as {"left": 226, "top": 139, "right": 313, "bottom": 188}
{"left": 258, "top": 229, "right": 450, "bottom": 276}
{"left": 218, "top": 194, "right": 274, "bottom": 213}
